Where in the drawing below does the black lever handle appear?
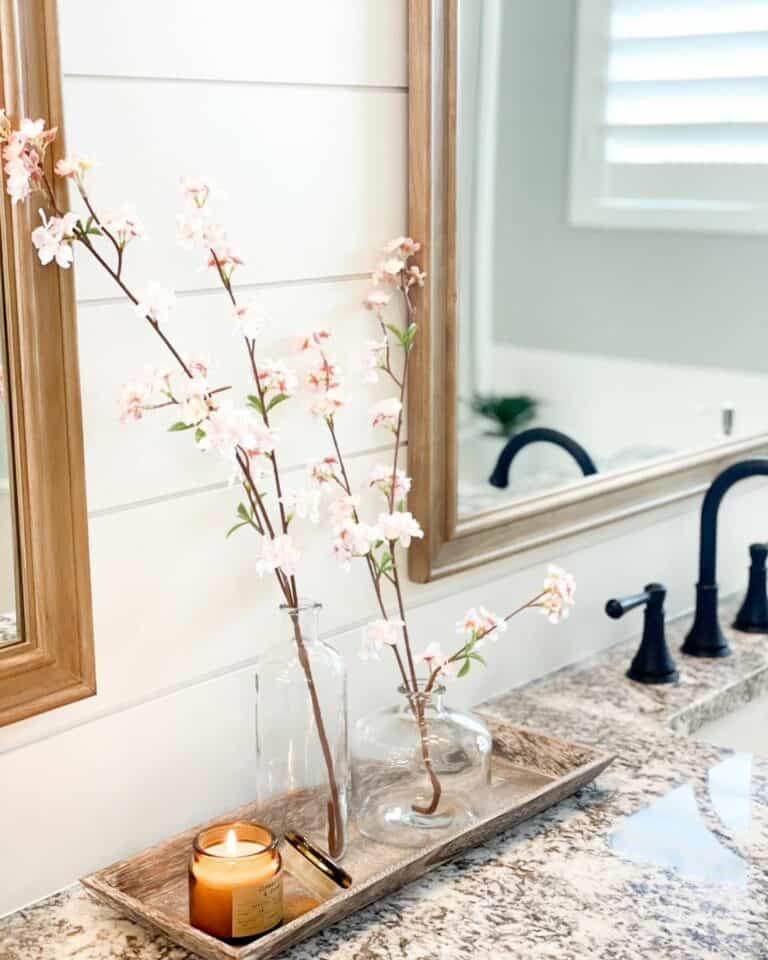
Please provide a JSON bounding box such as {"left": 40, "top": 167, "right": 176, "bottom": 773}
{"left": 733, "top": 543, "right": 768, "bottom": 634}
{"left": 605, "top": 583, "right": 678, "bottom": 685}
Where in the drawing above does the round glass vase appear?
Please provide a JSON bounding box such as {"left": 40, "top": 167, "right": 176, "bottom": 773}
{"left": 352, "top": 683, "right": 492, "bottom": 847}
{"left": 255, "top": 601, "right": 349, "bottom": 860}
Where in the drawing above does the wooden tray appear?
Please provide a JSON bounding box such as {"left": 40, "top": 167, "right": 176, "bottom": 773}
{"left": 82, "top": 719, "right": 614, "bottom": 960}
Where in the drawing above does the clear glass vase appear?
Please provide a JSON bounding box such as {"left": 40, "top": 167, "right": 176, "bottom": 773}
{"left": 255, "top": 601, "right": 349, "bottom": 859}
{"left": 352, "top": 683, "right": 492, "bottom": 847}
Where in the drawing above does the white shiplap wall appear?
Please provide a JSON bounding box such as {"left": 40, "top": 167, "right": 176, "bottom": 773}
{"left": 1, "top": 0, "right": 766, "bottom": 918}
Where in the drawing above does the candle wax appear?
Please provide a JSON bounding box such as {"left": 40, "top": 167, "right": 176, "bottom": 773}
{"left": 205, "top": 839, "right": 265, "bottom": 858}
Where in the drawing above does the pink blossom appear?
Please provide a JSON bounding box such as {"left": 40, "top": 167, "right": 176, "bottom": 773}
{"left": 201, "top": 408, "right": 276, "bottom": 460}
{"left": 180, "top": 176, "right": 211, "bottom": 208}
{"left": 255, "top": 534, "right": 301, "bottom": 578}
{"left": 364, "top": 337, "right": 388, "bottom": 383}
{"left": 415, "top": 642, "right": 452, "bottom": 678}
{"left": 373, "top": 257, "right": 406, "bottom": 286}
{"left": 297, "top": 328, "right": 331, "bottom": 352}
{"left": 176, "top": 211, "right": 206, "bottom": 249}
{"left": 185, "top": 355, "right": 210, "bottom": 379}
{"left": 309, "top": 456, "right": 339, "bottom": 487}
{"left": 1, "top": 118, "right": 56, "bottom": 204}
{"left": 363, "top": 288, "right": 391, "bottom": 311}
{"left": 361, "top": 618, "right": 405, "bottom": 660}
{"left": 103, "top": 204, "right": 143, "bottom": 246}
{"left": 406, "top": 265, "right": 427, "bottom": 289}
{"left": 384, "top": 236, "right": 421, "bottom": 257}
{"left": 176, "top": 378, "right": 212, "bottom": 426}
{"left": 377, "top": 511, "right": 423, "bottom": 548}
{"left": 118, "top": 380, "right": 151, "bottom": 423}
{"left": 306, "top": 355, "right": 342, "bottom": 393}
{"left": 310, "top": 389, "right": 345, "bottom": 419}
{"left": 368, "top": 464, "right": 411, "bottom": 502}
{"left": 135, "top": 283, "right": 177, "bottom": 325}
{"left": 371, "top": 397, "right": 402, "bottom": 431}
{"left": 328, "top": 494, "right": 359, "bottom": 526}
{"left": 31, "top": 209, "right": 77, "bottom": 268}
{"left": 19, "top": 118, "right": 46, "bottom": 140}
{"left": 256, "top": 360, "right": 298, "bottom": 397}
{"left": 54, "top": 154, "right": 96, "bottom": 183}
{"left": 279, "top": 489, "right": 321, "bottom": 524}
{"left": 539, "top": 565, "right": 576, "bottom": 624}
{"left": 233, "top": 303, "right": 265, "bottom": 339}
{"left": 203, "top": 223, "right": 243, "bottom": 274}
{"left": 332, "top": 521, "right": 383, "bottom": 569}
{"left": 457, "top": 606, "right": 507, "bottom": 643}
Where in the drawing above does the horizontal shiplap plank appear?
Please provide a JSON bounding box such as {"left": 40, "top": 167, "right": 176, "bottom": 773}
{"left": 60, "top": 78, "right": 407, "bottom": 301}
{"left": 77, "top": 278, "right": 406, "bottom": 511}
{"left": 58, "top": 0, "right": 407, "bottom": 88}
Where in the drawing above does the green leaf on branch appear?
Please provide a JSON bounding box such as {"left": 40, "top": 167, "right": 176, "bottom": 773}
{"left": 225, "top": 521, "right": 250, "bottom": 539}
{"left": 266, "top": 393, "right": 290, "bottom": 413}
{"left": 247, "top": 395, "right": 265, "bottom": 416}
{"left": 376, "top": 552, "right": 394, "bottom": 576}
{"left": 194, "top": 427, "right": 206, "bottom": 444}
{"left": 402, "top": 323, "right": 418, "bottom": 351}
{"left": 457, "top": 660, "right": 471, "bottom": 678}
{"left": 468, "top": 652, "right": 486, "bottom": 665}
{"left": 385, "top": 323, "right": 407, "bottom": 349}
{"left": 168, "top": 421, "right": 194, "bottom": 432}
{"left": 237, "top": 502, "right": 251, "bottom": 523}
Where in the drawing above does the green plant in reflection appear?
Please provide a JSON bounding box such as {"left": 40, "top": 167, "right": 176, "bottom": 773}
{"left": 471, "top": 393, "right": 537, "bottom": 437}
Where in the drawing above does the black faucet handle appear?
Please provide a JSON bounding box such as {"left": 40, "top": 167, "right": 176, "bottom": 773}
{"left": 605, "top": 583, "right": 678, "bottom": 685}
{"left": 733, "top": 543, "right": 768, "bottom": 634}
{"left": 606, "top": 583, "right": 666, "bottom": 620}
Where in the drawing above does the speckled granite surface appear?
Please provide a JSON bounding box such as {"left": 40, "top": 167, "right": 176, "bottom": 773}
{"left": 3, "top": 599, "right": 768, "bottom": 959}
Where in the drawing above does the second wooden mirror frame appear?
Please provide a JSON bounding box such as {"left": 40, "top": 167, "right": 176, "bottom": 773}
{"left": 0, "top": 0, "right": 94, "bottom": 726}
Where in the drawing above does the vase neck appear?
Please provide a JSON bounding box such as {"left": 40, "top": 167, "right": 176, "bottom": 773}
{"left": 280, "top": 600, "right": 321, "bottom": 644}
{"left": 398, "top": 682, "right": 446, "bottom": 713}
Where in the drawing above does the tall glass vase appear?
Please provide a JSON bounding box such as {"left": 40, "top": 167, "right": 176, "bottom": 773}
{"left": 255, "top": 601, "right": 349, "bottom": 859}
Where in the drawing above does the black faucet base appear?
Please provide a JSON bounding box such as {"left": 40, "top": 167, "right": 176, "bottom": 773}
{"left": 626, "top": 666, "right": 679, "bottom": 685}
{"left": 731, "top": 621, "right": 768, "bottom": 634}
{"left": 732, "top": 543, "right": 768, "bottom": 634}
{"left": 681, "top": 583, "right": 731, "bottom": 658}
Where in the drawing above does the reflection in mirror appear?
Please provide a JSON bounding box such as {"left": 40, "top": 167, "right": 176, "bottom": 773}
{"left": 456, "top": 0, "right": 768, "bottom": 516}
{"left": 0, "top": 320, "right": 17, "bottom": 649}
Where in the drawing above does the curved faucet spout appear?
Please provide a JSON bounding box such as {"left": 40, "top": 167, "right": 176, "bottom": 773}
{"left": 683, "top": 458, "right": 768, "bottom": 658}
{"left": 489, "top": 427, "right": 598, "bottom": 489}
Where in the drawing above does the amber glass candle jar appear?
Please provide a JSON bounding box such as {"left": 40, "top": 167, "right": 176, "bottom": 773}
{"left": 189, "top": 822, "right": 283, "bottom": 941}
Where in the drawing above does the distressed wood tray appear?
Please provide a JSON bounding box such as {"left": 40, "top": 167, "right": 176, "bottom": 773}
{"left": 82, "top": 718, "right": 614, "bottom": 960}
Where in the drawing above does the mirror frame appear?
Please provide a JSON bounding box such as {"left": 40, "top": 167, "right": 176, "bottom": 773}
{"left": 0, "top": 0, "right": 95, "bottom": 724}
{"left": 407, "top": 0, "right": 768, "bottom": 582}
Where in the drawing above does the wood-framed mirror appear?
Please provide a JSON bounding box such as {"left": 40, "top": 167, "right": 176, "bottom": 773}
{"left": 0, "top": 0, "right": 94, "bottom": 724}
{"left": 408, "top": 0, "right": 768, "bottom": 582}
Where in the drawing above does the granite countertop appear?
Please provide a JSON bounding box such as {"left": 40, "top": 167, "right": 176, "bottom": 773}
{"left": 3, "top": 598, "right": 768, "bottom": 959}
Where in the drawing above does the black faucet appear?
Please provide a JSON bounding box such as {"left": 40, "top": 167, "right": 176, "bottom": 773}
{"left": 606, "top": 583, "right": 678, "bottom": 684}
{"left": 682, "top": 459, "right": 768, "bottom": 658}
{"left": 733, "top": 543, "right": 768, "bottom": 633}
{"left": 489, "top": 427, "right": 598, "bottom": 489}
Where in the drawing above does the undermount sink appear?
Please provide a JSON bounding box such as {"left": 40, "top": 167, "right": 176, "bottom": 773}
{"left": 694, "top": 692, "right": 768, "bottom": 754}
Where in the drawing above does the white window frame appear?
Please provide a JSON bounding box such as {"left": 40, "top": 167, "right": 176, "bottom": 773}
{"left": 569, "top": 0, "right": 768, "bottom": 235}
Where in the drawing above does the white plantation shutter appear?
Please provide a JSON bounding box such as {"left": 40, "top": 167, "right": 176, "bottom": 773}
{"left": 570, "top": 0, "right": 768, "bottom": 232}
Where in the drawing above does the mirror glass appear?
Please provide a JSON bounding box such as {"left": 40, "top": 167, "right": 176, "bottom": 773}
{"left": 0, "top": 321, "right": 17, "bottom": 648}
{"left": 456, "top": 0, "right": 768, "bottom": 516}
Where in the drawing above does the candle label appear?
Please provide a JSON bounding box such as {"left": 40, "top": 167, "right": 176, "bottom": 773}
{"left": 231, "top": 874, "right": 283, "bottom": 937}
